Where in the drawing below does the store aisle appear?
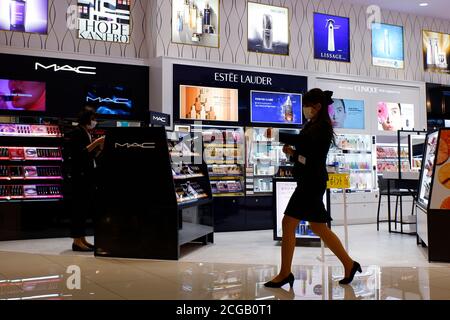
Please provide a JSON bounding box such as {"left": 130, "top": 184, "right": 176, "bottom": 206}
{"left": 0, "top": 224, "right": 443, "bottom": 267}
{"left": 1, "top": 250, "right": 450, "bottom": 300}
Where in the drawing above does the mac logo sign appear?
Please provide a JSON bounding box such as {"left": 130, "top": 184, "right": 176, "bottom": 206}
{"left": 115, "top": 143, "right": 156, "bottom": 149}
{"left": 35, "top": 62, "right": 97, "bottom": 75}
{"left": 87, "top": 97, "right": 130, "bottom": 105}
{"left": 153, "top": 116, "right": 166, "bottom": 122}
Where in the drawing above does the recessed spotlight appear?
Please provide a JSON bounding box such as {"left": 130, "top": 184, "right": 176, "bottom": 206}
{"left": 419, "top": 3, "right": 429, "bottom": 6}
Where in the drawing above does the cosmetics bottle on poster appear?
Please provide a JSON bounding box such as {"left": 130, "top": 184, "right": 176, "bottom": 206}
{"left": 283, "top": 96, "right": 293, "bottom": 122}
{"left": 200, "top": 106, "right": 206, "bottom": 120}
{"left": 177, "top": 11, "right": 183, "bottom": 32}
{"left": 327, "top": 19, "right": 336, "bottom": 52}
{"left": 190, "top": 105, "right": 196, "bottom": 119}
{"left": 383, "top": 29, "right": 391, "bottom": 56}
{"left": 196, "top": 12, "right": 203, "bottom": 35}
{"left": 190, "top": 3, "right": 198, "bottom": 30}
{"left": 184, "top": 0, "right": 191, "bottom": 25}
{"left": 204, "top": 1, "right": 211, "bottom": 26}
{"left": 263, "top": 14, "right": 273, "bottom": 50}
{"left": 10, "top": 0, "right": 26, "bottom": 32}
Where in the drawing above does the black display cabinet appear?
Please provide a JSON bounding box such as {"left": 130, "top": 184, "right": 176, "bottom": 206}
{"left": 0, "top": 122, "right": 67, "bottom": 241}
{"left": 95, "top": 127, "right": 214, "bottom": 260}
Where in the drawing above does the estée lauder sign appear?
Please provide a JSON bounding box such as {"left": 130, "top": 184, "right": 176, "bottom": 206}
{"left": 214, "top": 72, "right": 273, "bottom": 86}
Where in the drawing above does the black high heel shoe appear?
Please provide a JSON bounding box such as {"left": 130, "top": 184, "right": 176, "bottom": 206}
{"left": 339, "top": 261, "right": 362, "bottom": 285}
{"left": 264, "top": 273, "right": 295, "bottom": 288}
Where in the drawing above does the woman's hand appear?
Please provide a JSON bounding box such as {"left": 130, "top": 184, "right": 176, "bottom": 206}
{"left": 282, "top": 144, "right": 295, "bottom": 156}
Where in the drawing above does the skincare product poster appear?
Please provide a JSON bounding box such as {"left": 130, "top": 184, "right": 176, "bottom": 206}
{"left": 329, "top": 99, "right": 365, "bottom": 130}
{"left": 251, "top": 91, "right": 302, "bottom": 125}
{"left": 0, "top": 0, "right": 48, "bottom": 34}
{"left": 372, "top": 23, "right": 404, "bottom": 69}
{"left": 172, "top": 0, "right": 219, "bottom": 48}
{"left": 419, "top": 131, "right": 438, "bottom": 207}
{"left": 377, "top": 102, "right": 415, "bottom": 131}
{"left": 247, "top": 2, "right": 289, "bottom": 55}
{"left": 180, "top": 85, "right": 239, "bottom": 122}
{"left": 430, "top": 130, "right": 450, "bottom": 210}
{"left": 78, "top": 0, "right": 131, "bottom": 44}
{"left": 0, "top": 79, "right": 46, "bottom": 112}
{"left": 423, "top": 30, "right": 450, "bottom": 74}
{"left": 314, "top": 12, "right": 350, "bottom": 62}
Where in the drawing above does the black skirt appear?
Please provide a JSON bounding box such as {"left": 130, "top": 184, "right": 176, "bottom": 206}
{"left": 284, "top": 181, "right": 332, "bottom": 223}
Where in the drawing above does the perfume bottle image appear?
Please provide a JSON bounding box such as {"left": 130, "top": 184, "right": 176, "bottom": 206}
{"left": 326, "top": 19, "right": 336, "bottom": 52}
{"left": 10, "top": 0, "right": 27, "bottom": 32}
{"left": 203, "top": 1, "right": 211, "bottom": 26}
{"left": 190, "top": 3, "right": 198, "bottom": 30}
{"left": 196, "top": 11, "right": 203, "bottom": 35}
{"left": 177, "top": 11, "right": 183, "bottom": 32}
{"left": 283, "top": 96, "right": 293, "bottom": 122}
{"left": 437, "top": 53, "right": 448, "bottom": 69}
{"left": 183, "top": 0, "right": 191, "bottom": 25}
{"left": 428, "top": 38, "right": 439, "bottom": 66}
{"left": 262, "top": 14, "right": 273, "bottom": 50}
{"left": 383, "top": 29, "right": 391, "bottom": 56}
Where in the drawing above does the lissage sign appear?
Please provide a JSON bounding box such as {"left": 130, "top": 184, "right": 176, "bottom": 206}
{"left": 78, "top": 0, "right": 131, "bottom": 44}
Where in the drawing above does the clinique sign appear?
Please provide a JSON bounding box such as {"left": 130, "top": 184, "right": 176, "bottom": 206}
{"left": 214, "top": 72, "right": 273, "bottom": 86}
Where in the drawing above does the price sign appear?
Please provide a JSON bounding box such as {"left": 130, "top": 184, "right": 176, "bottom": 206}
{"left": 327, "top": 173, "right": 350, "bottom": 189}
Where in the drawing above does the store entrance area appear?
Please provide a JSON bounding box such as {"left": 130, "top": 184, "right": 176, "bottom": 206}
{"left": 1, "top": 224, "right": 450, "bottom": 300}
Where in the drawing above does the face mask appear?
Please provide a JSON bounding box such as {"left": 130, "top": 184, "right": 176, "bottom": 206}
{"left": 303, "top": 107, "right": 317, "bottom": 120}
{"left": 87, "top": 120, "right": 97, "bottom": 130}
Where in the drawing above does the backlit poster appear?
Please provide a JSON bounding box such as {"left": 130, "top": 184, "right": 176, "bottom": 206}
{"left": 78, "top": 0, "right": 131, "bottom": 44}
{"left": 372, "top": 23, "right": 404, "bottom": 69}
{"left": 430, "top": 129, "right": 450, "bottom": 210}
{"left": 0, "top": 0, "right": 48, "bottom": 34}
{"left": 248, "top": 2, "right": 289, "bottom": 55}
{"left": 180, "top": 85, "right": 239, "bottom": 122}
{"left": 0, "top": 79, "right": 46, "bottom": 112}
{"left": 329, "top": 99, "right": 365, "bottom": 130}
{"left": 171, "top": 0, "right": 219, "bottom": 48}
{"left": 251, "top": 91, "right": 302, "bottom": 125}
{"left": 423, "top": 30, "right": 450, "bottom": 74}
{"left": 377, "top": 102, "right": 415, "bottom": 131}
{"left": 314, "top": 12, "right": 350, "bottom": 62}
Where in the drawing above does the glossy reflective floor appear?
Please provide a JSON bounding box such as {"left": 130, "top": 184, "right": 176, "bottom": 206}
{"left": 0, "top": 225, "right": 450, "bottom": 300}
{"left": 1, "top": 251, "right": 450, "bottom": 300}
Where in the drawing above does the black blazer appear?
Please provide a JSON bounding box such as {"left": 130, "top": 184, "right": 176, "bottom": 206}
{"left": 67, "top": 126, "right": 96, "bottom": 182}
{"left": 279, "top": 121, "right": 332, "bottom": 185}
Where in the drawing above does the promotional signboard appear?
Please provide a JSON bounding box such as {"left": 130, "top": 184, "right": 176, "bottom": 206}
{"left": 0, "top": 79, "right": 46, "bottom": 112}
{"left": 329, "top": 99, "right": 365, "bottom": 130}
{"left": 377, "top": 102, "right": 415, "bottom": 131}
{"left": 172, "top": 0, "right": 219, "bottom": 47}
{"left": 250, "top": 91, "right": 302, "bottom": 125}
{"left": 423, "top": 30, "right": 450, "bottom": 74}
{"left": 372, "top": 23, "right": 404, "bottom": 69}
{"left": 0, "top": 0, "right": 48, "bottom": 34}
{"left": 248, "top": 2, "right": 289, "bottom": 55}
{"left": 314, "top": 12, "right": 350, "bottom": 62}
{"left": 78, "top": 0, "right": 131, "bottom": 44}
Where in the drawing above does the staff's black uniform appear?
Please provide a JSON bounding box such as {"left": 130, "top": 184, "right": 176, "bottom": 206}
{"left": 279, "top": 120, "right": 333, "bottom": 223}
{"left": 67, "top": 126, "right": 97, "bottom": 238}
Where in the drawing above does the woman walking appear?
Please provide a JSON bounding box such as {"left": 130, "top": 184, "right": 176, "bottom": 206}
{"left": 265, "top": 89, "right": 361, "bottom": 288}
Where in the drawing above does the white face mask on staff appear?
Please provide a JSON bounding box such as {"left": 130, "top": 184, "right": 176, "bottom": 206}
{"left": 87, "top": 120, "right": 97, "bottom": 130}
{"left": 303, "top": 103, "right": 321, "bottom": 120}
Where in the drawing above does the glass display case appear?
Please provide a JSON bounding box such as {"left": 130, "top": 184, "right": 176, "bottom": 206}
{"left": 327, "top": 134, "right": 376, "bottom": 192}
{"left": 192, "top": 125, "right": 245, "bottom": 197}
{"left": 245, "top": 127, "right": 299, "bottom": 196}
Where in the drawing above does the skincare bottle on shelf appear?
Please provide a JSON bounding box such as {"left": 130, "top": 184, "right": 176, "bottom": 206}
{"left": 263, "top": 14, "right": 273, "bottom": 50}
{"left": 10, "top": 0, "right": 26, "bottom": 32}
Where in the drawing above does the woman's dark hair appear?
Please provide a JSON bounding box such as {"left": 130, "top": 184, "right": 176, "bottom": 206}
{"left": 77, "top": 106, "right": 96, "bottom": 126}
{"left": 303, "top": 88, "right": 336, "bottom": 145}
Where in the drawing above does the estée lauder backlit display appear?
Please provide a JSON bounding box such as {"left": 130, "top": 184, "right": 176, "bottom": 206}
{"left": 78, "top": 0, "right": 131, "bottom": 44}
{"left": 423, "top": 30, "right": 450, "bottom": 74}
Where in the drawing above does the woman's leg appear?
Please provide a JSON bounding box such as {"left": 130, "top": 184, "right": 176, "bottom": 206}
{"left": 309, "top": 222, "right": 354, "bottom": 277}
{"left": 272, "top": 215, "right": 300, "bottom": 282}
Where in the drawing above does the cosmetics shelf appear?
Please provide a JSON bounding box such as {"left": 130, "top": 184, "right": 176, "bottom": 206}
{"left": 0, "top": 184, "right": 63, "bottom": 201}
{"left": 0, "top": 124, "right": 62, "bottom": 138}
{"left": 0, "top": 147, "right": 63, "bottom": 161}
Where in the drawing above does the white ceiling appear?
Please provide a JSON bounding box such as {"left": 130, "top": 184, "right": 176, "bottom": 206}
{"left": 343, "top": 0, "right": 450, "bottom": 20}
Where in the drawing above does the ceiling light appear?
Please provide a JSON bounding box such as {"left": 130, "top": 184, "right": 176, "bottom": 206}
{"left": 419, "top": 3, "right": 429, "bottom": 6}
